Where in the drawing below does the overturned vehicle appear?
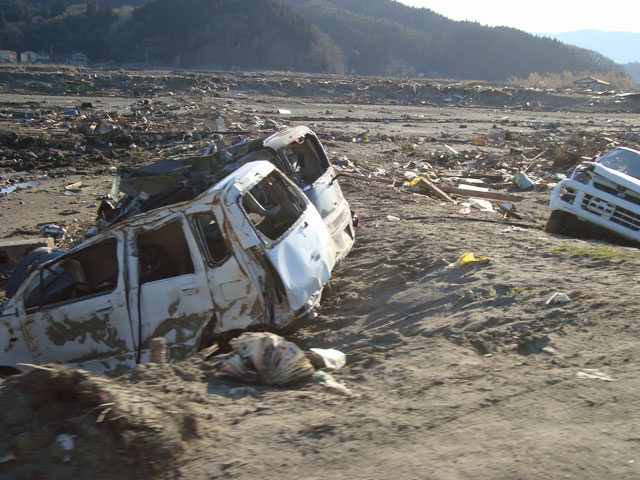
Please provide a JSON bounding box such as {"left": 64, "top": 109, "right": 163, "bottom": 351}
{"left": 1, "top": 160, "right": 349, "bottom": 376}
{"left": 100, "top": 125, "right": 355, "bottom": 264}
{"left": 546, "top": 147, "right": 640, "bottom": 245}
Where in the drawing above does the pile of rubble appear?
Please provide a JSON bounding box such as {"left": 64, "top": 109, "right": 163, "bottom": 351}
{"left": 0, "top": 365, "right": 186, "bottom": 479}
{"left": 0, "top": 94, "right": 289, "bottom": 189}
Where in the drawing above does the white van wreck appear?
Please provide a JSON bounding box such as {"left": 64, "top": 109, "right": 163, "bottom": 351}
{"left": 547, "top": 147, "right": 640, "bottom": 244}
{"left": 101, "top": 125, "right": 356, "bottom": 264}
{"left": 1, "top": 161, "right": 343, "bottom": 376}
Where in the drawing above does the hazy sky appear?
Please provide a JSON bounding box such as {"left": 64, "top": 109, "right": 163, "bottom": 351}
{"left": 396, "top": 1, "right": 640, "bottom": 34}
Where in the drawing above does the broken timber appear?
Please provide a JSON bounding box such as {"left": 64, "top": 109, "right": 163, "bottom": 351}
{"left": 439, "top": 186, "right": 523, "bottom": 202}
{"left": 416, "top": 177, "right": 454, "bottom": 202}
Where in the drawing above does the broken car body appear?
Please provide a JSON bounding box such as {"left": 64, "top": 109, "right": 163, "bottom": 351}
{"left": 100, "top": 125, "right": 355, "bottom": 264}
{"left": 547, "top": 147, "right": 640, "bottom": 243}
{"left": 1, "top": 161, "right": 342, "bottom": 375}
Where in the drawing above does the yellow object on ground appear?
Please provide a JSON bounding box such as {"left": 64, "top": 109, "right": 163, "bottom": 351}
{"left": 452, "top": 252, "right": 490, "bottom": 269}
{"left": 404, "top": 177, "right": 423, "bottom": 187}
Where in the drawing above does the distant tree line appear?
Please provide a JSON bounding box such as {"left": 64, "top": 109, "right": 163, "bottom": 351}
{"left": 0, "top": 0, "right": 629, "bottom": 82}
{"left": 0, "top": 0, "right": 145, "bottom": 21}
{"left": 0, "top": 0, "right": 64, "bottom": 22}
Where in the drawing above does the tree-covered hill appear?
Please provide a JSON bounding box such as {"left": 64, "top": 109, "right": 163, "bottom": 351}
{"left": 0, "top": 0, "right": 625, "bottom": 81}
{"left": 119, "top": 0, "right": 345, "bottom": 72}
{"left": 280, "top": 0, "right": 621, "bottom": 80}
{"left": 0, "top": 0, "right": 346, "bottom": 73}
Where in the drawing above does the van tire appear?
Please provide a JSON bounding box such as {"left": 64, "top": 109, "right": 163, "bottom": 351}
{"left": 545, "top": 210, "right": 581, "bottom": 236}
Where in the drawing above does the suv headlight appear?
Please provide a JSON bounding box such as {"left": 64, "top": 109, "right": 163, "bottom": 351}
{"left": 573, "top": 168, "right": 591, "bottom": 184}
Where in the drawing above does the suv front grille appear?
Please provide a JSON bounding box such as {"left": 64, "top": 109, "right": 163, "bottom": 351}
{"left": 582, "top": 194, "right": 640, "bottom": 232}
{"left": 593, "top": 182, "right": 640, "bottom": 207}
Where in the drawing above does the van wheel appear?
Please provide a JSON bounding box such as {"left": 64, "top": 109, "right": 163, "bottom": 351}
{"left": 545, "top": 211, "right": 581, "bottom": 236}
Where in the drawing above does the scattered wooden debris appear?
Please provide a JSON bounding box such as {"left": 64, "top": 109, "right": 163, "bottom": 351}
{"left": 439, "top": 186, "right": 523, "bottom": 202}
{"left": 414, "top": 177, "right": 454, "bottom": 202}
{"left": 64, "top": 181, "right": 83, "bottom": 191}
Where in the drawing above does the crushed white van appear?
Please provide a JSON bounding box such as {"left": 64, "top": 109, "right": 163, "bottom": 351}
{"left": 1, "top": 161, "right": 338, "bottom": 376}
{"left": 101, "top": 125, "right": 356, "bottom": 264}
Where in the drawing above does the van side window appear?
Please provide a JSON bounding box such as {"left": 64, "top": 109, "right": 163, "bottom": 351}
{"left": 241, "top": 171, "right": 306, "bottom": 241}
{"left": 191, "top": 212, "right": 230, "bottom": 265}
{"left": 137, "top": 220, "right": 194, "bottom": 284}
{"left": 24, "top": 238, "right": 118, "bottom": 310}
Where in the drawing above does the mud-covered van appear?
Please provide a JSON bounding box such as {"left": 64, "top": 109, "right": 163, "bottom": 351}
{"left": 1, "top": 161, "right": 336, "bottom": 376}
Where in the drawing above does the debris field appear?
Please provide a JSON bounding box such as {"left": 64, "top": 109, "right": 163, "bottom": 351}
{"left": 1, "top": 65, "right": 640, "bottom": 479}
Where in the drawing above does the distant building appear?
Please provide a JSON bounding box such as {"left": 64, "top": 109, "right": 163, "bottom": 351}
{"left": 20, "top": 51, "right": 38, "bottom": 63}
{"left": 20, "top": 51, "right": 50, "bottom": 64}
{"left": 36, "top": 51, "right": 50, "bottom": 63}
{"left": 574, "top": 77, "right": 611, "bottom": 92}
{"left": 70, "top": 53, "right": 88, "bottom": 66}
{"left": 0, "top": 50, "right": 18, "bottom": 64}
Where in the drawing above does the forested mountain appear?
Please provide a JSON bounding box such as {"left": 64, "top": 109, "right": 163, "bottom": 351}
{"left": 121, "top": 0, "right": 344, "bottom": 71}
{"left": 0, "top": 0, "right": 345, "bottom": 72}
{"left": 279, "top": 0, "right": 621, "bottom": 80}
{"left": 0, "top": 0, "right": 626, "bottom": 81}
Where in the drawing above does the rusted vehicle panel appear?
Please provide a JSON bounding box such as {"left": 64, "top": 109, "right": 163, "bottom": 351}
{"left": 101, "top": 125, "right": 355, "bottom": 263}
{"left": 0, "top": 161, "right": 336, "bottom": 375}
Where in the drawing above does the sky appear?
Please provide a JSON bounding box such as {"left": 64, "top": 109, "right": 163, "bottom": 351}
{"left": 396, "top": 1, "right": 640, "bottom": 34}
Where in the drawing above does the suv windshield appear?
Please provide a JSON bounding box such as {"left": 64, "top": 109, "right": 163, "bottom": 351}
{"left": 597, "top": 148, "right": 640, "bottom": 180}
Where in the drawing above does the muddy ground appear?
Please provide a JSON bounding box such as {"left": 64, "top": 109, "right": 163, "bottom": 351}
{"left": 1, "top": 66, "right": 640, "bottom": 479}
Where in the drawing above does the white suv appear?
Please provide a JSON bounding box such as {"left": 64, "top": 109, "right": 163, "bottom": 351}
{"left": 547, "top": 147, "right": 640, "bottom": 244}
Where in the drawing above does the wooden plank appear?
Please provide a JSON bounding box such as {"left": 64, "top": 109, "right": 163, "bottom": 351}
{"left": 64, "top": 181, "right": 83, "bottom": 191}
{"left": 439, "top": 186, "right": 523, "bottom": 202}
{"left": 497, "top": 203, "right": 523, "bottom": 220}
{"left": 439, "top": 171, "right": 506, "bottom": 182}
{"left": 418, "top": 177, "right": 454, "bottom": 202}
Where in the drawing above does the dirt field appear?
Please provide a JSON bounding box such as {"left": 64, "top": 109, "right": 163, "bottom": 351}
{"left": 1, "top": 66, "right": 640, "bottom": 480}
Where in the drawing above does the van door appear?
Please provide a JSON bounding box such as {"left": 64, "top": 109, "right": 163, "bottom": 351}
{"left": 132, "top": 214, "right": 216, "bottom": 362}
{"left": 281, "top": 131, "right": 355, "bottom": 260}
{"left": 17, "top": 234, "right": 135, "bottom": 374}
{"left": 220, "top": 163, "right": 335, "bottom": 312}
{"left": 186, "top": 207, "right": 264, "bottom": 332}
